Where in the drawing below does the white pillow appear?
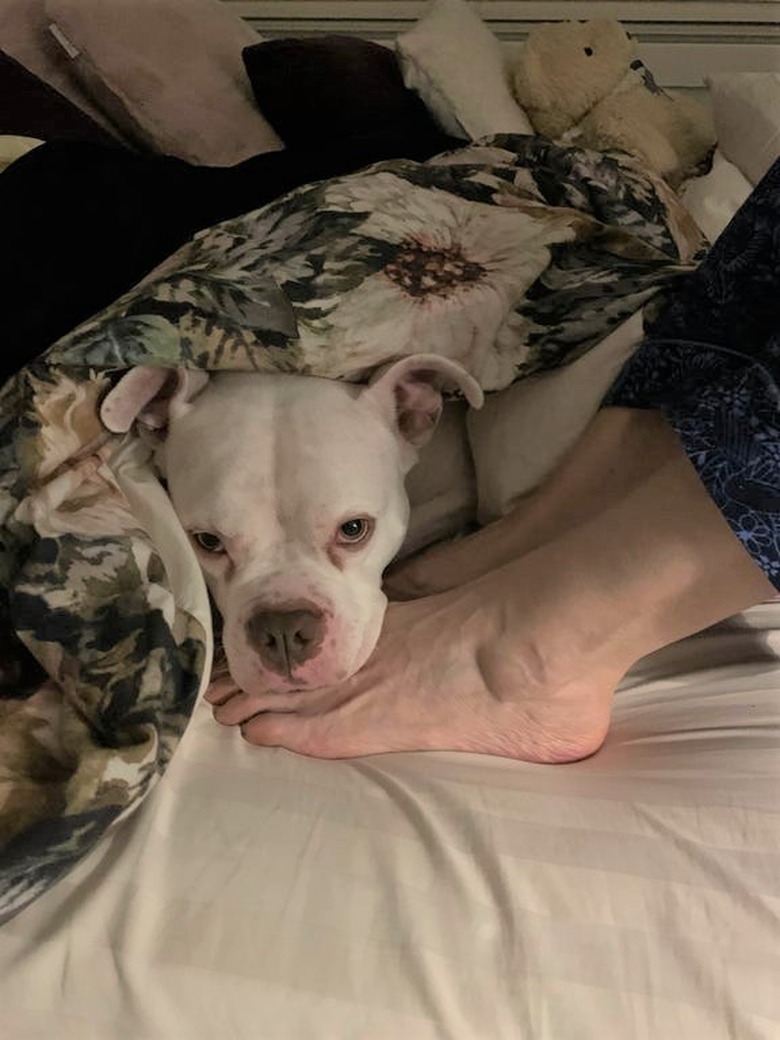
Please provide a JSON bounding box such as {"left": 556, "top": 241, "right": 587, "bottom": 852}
{"left": 395, "top": 0, "right": 534, "bottom": 140}
{"left": 706, "top": 72, "right": 780, "bottom": 186}
{"left": 680, "top": 149, "right": 753, "bottom": 243}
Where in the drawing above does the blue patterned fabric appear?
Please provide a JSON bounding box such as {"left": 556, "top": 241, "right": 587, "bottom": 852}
{"left": 607, "top": 158, "right": 780, "bottom": 589}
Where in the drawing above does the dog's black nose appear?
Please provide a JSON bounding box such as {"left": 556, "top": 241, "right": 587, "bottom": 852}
{"left": 245, "top": 608, "right": 325, "bottom": 678}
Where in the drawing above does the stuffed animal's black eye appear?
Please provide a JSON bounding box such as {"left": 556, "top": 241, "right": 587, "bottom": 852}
{"left": 336, "top": 518, "right": 374, "bottom": 545}
{"left": 584, "top": 46, "right": 594, "bottom": 56}
{"left": 192, "top": 531, "right": 225, "bottom": 554}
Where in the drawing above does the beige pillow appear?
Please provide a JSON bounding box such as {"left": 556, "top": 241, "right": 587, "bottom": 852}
{"left": 395, "top": 0, "right": 534, "bottom": 140}
{"left": 45, "top": 0, "right": 283, "bottom": 165}
{"left": 706, "top": 72, "right": 780, "bottom": 186}
{"left": 0, "top": 0, "right": 121, "bottom": 138}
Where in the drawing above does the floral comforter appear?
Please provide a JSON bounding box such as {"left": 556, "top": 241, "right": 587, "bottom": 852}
{"left": 0, "top": 135, "right": 703, "bottom": 920}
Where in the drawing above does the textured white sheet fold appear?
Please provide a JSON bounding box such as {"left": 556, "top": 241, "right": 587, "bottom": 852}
{"left": 1, "top": 602, "right": 779, "bottom": 1039}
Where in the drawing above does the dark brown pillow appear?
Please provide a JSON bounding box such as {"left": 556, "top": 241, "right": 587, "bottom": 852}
{"left": 242, "top": 35, "right": 444, "bottom": 153}
{"left": 0, "top": 49, "right": 120, "bottom": 146}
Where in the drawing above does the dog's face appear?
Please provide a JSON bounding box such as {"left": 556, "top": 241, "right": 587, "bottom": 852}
{"left": 161, "top": 373, "right": 412, "bottom": 693}
{"left": 101, "top": 358, "right": 482, "bottom": 695}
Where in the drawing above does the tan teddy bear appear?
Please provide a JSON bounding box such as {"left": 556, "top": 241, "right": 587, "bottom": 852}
{"left": 512, "top": 19, "right": 715, "bottom": 185}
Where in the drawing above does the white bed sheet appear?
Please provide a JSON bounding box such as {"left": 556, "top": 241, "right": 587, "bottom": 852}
{"left": 1, "top": 598, "right": 779, "bottom": 1040}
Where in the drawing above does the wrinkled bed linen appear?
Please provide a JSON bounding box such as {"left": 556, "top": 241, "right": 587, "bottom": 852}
{"left": 0, "top": 135, "right": 703, "bottom": 919}
{"left": 3, "top": 600, "right": 779, "bottom": 1038}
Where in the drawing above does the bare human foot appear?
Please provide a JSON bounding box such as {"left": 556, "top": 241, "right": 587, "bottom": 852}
{"left": 205, "top": 410, "right": 775, "bottom": 761}
{"left": 206, "top": 552, "right": 621, "bottom": 762}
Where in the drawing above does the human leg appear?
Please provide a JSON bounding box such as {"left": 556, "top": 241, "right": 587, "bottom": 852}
{"left": 384, "top": 406, "right": 683, "bottom": 599}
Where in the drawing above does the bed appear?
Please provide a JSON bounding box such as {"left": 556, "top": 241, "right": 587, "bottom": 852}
{"left": 1, "top": 1, "right": 779, "bottom": 1036}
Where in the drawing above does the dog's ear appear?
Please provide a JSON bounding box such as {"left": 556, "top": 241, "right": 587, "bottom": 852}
{"left": 362, "top": 355, "right": 483, "bottom": 449}
{"left": 100, "top": 366, "right": 210, "bottom": 434}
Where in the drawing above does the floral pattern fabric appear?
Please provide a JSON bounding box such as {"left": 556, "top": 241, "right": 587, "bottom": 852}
{"left": 607, "top": 157, "right": 780, "bottom": 589}
{"left": 0, "top": 136, "right": 703, "bottom": 920}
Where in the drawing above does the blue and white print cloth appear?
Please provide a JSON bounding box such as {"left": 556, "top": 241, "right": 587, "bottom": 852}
{"left": 607, "top": 158, "right": 780, "bottom": 590}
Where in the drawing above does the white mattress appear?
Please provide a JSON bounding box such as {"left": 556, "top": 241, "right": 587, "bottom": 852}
{"left": 1, "top": 597, "right": 779, "bottom": 1039}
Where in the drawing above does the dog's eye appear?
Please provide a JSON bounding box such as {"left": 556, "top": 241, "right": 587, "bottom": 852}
{"left": 584, "top": 46, "right": 594, "bottom": 56}
{"left": 192, "top": 531, "right": 225, "bottom": 554}
{"left": 336, "top": 517, "right": 373, "bottom": 545}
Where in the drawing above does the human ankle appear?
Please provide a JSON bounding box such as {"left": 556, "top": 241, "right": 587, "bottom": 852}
{"left": 522, "top": 451, "right": 775, "bottom": 668}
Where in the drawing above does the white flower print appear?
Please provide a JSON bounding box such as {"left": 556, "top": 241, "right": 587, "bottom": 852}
{"left": 298, "top": 173, "right": 577, "bottom": 388}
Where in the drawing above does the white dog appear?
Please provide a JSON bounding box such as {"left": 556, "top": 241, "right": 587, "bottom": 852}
{"left": 100, "top": 314, "right": 641, "bottom": 698}
{"left": 101, "top": 355, "right": 483, "bottom": 696}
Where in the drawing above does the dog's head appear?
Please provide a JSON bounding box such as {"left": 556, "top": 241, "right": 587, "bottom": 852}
{"left": 101, "top": 357, "right": 482, "bottom": 695}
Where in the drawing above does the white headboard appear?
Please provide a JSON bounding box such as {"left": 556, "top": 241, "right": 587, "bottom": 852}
{"left": 231, "top": 1, "right": 780, "bottom": 90}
